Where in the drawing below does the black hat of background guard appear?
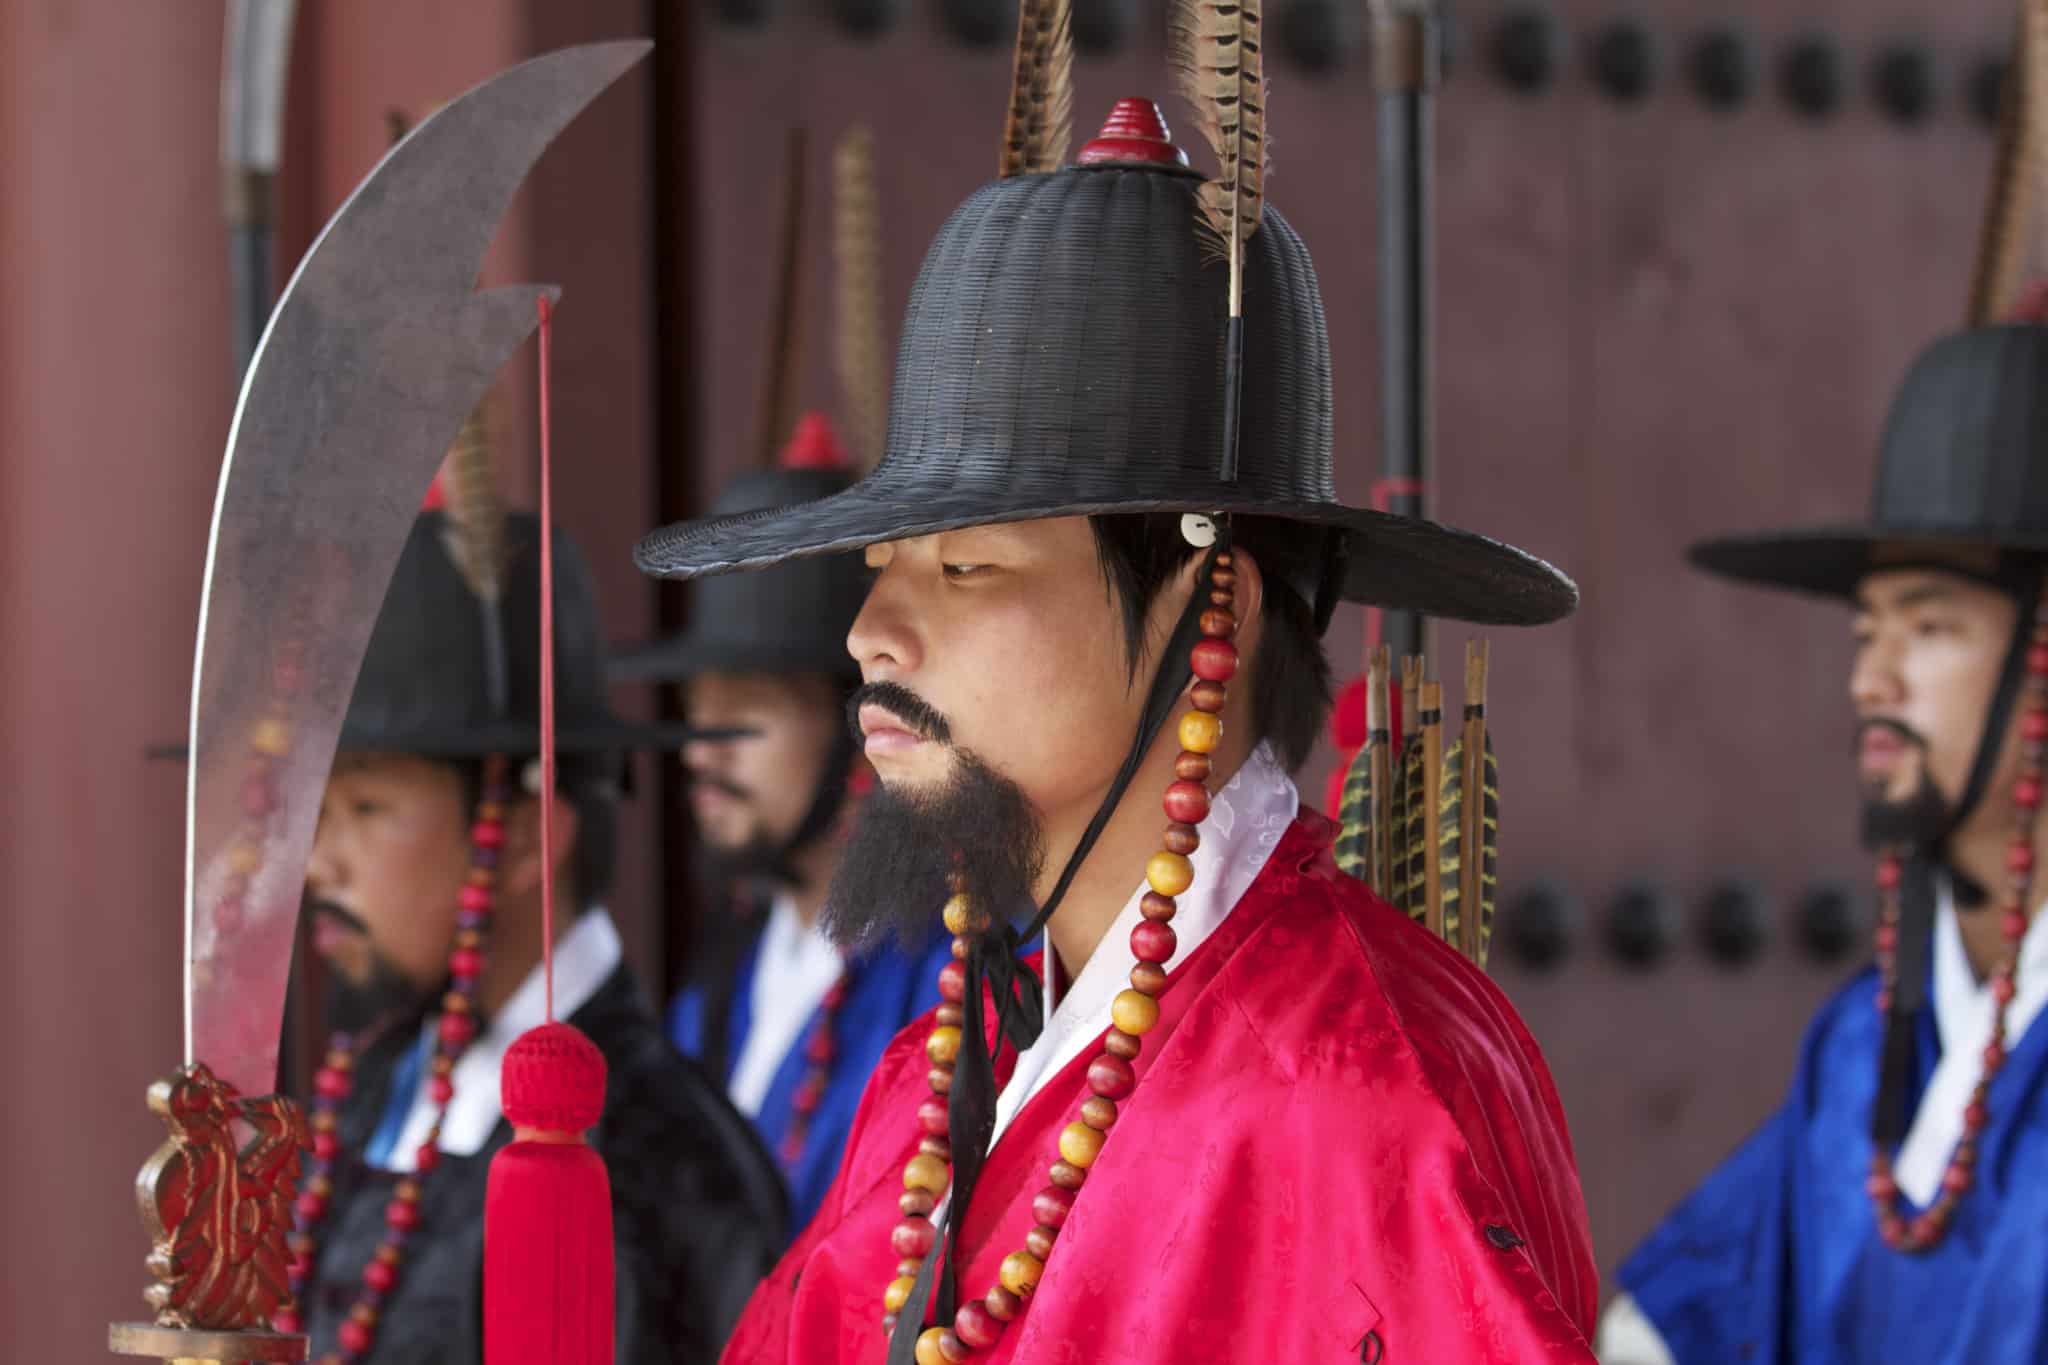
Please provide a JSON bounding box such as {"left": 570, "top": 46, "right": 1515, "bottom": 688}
{"left": 1690, "top": 325, "right": 2048, "bottom": 597}
{"left": 634, "top": 156, "right": 1577, "bottom": 628}
{"left": 611, "top": 466, "right": 866, "bottom": 683}
{"left": 337, "top": 510, "right": 705, "bottom": 758}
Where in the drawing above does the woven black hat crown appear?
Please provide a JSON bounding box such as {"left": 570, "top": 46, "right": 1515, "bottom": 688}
{"left": 637, "top": 101, "right": 1575, "bottom": 628}
{"left": 1690, "top": 324, "right": 2048, "bottom": 597}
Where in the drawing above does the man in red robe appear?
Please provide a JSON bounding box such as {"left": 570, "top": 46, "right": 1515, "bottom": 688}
{"left": 636, "top": 65, "right": 1597, "bottom": 1365}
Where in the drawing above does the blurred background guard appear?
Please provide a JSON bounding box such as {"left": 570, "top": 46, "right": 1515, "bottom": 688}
{"left": 286, "top": 425, "right": 786, "bottom": 1365}
{"left": 615, "top": 127, "right": 951, "bottom": 1234}
{"left": 1600, "top": 5, "right": 2048, "bottom": 1360}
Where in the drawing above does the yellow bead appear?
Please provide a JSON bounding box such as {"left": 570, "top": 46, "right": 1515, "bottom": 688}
{"left": 1111, "top": 988, "right": 1160, "bottom": 1037}
{"left": 915, "top": 1327, "right": 953, "bottom": 1365}
{"left": 227, "top": 843, "right": 262, "bottom": 876}
{"left": 1059, "top": 1120, "right": 1106, "bottom": 1169}
{"left": 250, "top": 717, "right": 291, "bottom": 757}
{"left": 903, "top": 1153, "right": 950, "bottom": 1194}
{"left": 942, "top": 893, "right": 985, "bottom": 936}
{"left": 1179, "top": 710, "right": 1223, "bottom": 754}
{"left": 999, "top": 1250, "right": 1045, "bottom": 1298}
{"left": 884, "top": 1276, "right": 918, "bottom": 1314}
{"left": 926, "top": 1025, "right": 962, "bottom": 1066}
{"left": 1146, "top": 851, "right": 1194, "bottom": 897}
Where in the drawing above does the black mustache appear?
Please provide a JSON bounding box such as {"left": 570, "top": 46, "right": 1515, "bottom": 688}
{"left": 688, "top": 773, "right": 752, "bottom": 801}
{"left": 306, "top": 898, "right": 369, "bottom": 937}
{"left": 847, "top": 681, "right": 952, "bottom": 747}
{"left": 1855, "top": 717, "right": 1930, "bottom": 755}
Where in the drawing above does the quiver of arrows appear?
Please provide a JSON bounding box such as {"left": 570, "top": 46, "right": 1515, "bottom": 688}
{"left": 1335, "top": 641, "right": 1496, "bottom": 969}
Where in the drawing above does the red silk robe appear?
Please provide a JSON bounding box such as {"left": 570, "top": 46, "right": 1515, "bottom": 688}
{"left": 722, "top": 813, "right": 1599, "bottom": 1362}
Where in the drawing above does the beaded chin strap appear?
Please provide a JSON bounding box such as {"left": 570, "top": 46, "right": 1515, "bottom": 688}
{"left": 883, "top": 530, "right": 1242, "bottom": 1364}
{"left": 1865, "top": 601, "right": 2048, "bottom": 1252}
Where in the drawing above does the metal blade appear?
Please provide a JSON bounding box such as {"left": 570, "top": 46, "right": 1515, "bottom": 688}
{"left": 184, "top": 41, "right": 650, "bottom": 1098}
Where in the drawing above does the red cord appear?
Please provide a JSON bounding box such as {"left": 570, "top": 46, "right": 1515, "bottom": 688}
{"left": 537, "top": 296, "right": 557, "bottom": 1023}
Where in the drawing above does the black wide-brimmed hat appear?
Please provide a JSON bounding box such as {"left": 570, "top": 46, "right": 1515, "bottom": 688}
{"left": 636, "top": 103, "right": 1576, "bottom": 629}
{"left": 612, "top": 419, "right": 867, "bottom": 683}
{"left": 342, "top": 510, "right": 709, "bottom": 757}
{"left": 1690, "top": 325, "right": 2048, "bottom": 599}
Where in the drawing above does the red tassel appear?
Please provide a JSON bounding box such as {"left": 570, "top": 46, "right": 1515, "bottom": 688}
{"left": 485, "top": 1021, "right": 613, "bottom": 1365}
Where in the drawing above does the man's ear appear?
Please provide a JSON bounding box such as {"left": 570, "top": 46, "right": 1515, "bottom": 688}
{"left": 497, "top": 792, "right": 581, "bottom": 900}
{"left": 1225, "top": 541, "right": 1266, "bottom": 660}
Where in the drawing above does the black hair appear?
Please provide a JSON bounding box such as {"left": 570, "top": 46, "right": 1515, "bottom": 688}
{"left": 1087, "top": 513, "right": 1334, "bottom": 771}
{"left": 449, "top": 755, "right": 618, "bottom": 910}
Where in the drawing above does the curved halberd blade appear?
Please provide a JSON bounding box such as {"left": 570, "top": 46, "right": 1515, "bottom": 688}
{"left": 184, "top": 41, "right": 651, "bottom": 1098}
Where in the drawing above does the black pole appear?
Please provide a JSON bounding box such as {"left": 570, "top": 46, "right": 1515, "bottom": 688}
{"left": 1373, "top": 4, "right": 1442, "bottom": 667}
{"left": 227, "top": 211, "right": 275, "bottom": 380}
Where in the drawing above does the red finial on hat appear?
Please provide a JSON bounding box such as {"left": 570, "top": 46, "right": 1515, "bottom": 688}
{"left": 780, "top": 411, "right": 852, "bottom": 470}
{"left": 420, "top": 473, "right": 447, "bottom": 511}
{"left": 1077, "top": 98, "right": 1189, "bottom": 167}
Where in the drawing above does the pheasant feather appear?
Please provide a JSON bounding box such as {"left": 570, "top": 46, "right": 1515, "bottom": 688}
{"left": 1436, "top": 734, "right": 1500, "bottom": 969}
{"left": 999, "top": 0, "right": 1075, "bottom": 177}
{"left": 1969, "top": 1, "right": 2048, "bottom": 323}
{"left": 834, "top": 127, "right": 890, "bottom": 472}
{"left": 1168, "top": 0, "right": 1268, "bottom": 296}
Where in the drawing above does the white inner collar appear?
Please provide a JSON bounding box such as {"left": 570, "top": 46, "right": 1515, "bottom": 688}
{"left": 728, "top": 892, "right": 845, "bottom": 1118}
{"left": 378, "top": 907, "right": 624, "bottom": 1171}
{"left": 1894, "top": 882, "right": 2048, "bottom": 1203}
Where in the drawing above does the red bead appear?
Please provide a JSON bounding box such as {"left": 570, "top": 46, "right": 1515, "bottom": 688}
{"left": 1944, "top": 1164, "right": 1975, "bottom": 1195}
{"left": 364, "top": 1259, "right": 398, "bottom": 1292}
{"left": 315, "top": 1067, "right": 353, "bottom": 1100}
{"left": 1965, "top": 1102, "right": 1990, "bottom": 1131}
{"left": 2030, "top": 645, "right": 2048, "bottom": 677}
{"left": 1876, "top": 859, "right": 1902, "bottom": 892}
{"left": 823, "top": 981, "right": 849, "bottom": 1009}
{"left": 385, "top": 1197, "right": 420, "bottom": 1232}
{"left": 1994, "top": 971, "right": 2017, "bottom": 1005}
{"left": 1087, "top": 1053, "right": 1135, "bottom": 1099}
{"left": 272, "top": 1309, "right": 303, "bottom": 1335}
{"left": 439, "top": 1012, "right": 477, "bottom": 1047}
{"left": 1866, "top": 1171, "right": 1898, "bottom": 1202}
{"left": 1190, "top": 638, "right": 1239, "bottom": 682}
{"left": 1163, "top": 780, "right": 1210, "bottom": 825}
{"left": 1985, "top": 1041, "right": 2008, "bottom": 1070}
{"left": 2009, "top": 844, "right": 2036, "bottom": 874}
{"left": 1875, "top": 990, "right": 1893, "bottom": 1014}
{"left": 449, "top": 947, "right": 485, "bottom": 980}
{"left": 1130, "top": 919, "right": 1177, "bottom": 965}
{"left": 294, "top": 1190, "right": 327, "bottom": 1223}
{"left": 794, "top": 1078, "right": 826, "bottom": 1113}
{"left": 338, "top": 1319, "right": 373, "bottom": 1354}
{"left": 1879, "top": 1214, "right": 1907, "bottom": 1247}
{"left": 918, "top": 1097, "right": 950, "bottom": 1136}
{"left": 937, "top": 960, "right": 967, "bottom": 1004}
{"left": 459, "top": 884, "right": 493, "bottom": 913}
{"left": 309, "top": 1130, "right": 338, "bottom": 1161}
{"left": 429, "top": 1076, "right": 455, "bottom": 1106}
{"left": 2006, "top": 912, "right": 2031, "bottom": 942}
{"left": 2018, "top": 778, "right": 2044, "bottom": 810}
{"left": 242, "top": 774, "right": 277, "bottom": 817}
{"left": 805, "top": 1031, "right": 836, "bottom": 1064}
{"left": 1033, "top": 1184, "right": 1077, "bottom": 1229}
{"left": 953, "top": 1301, "right": 1002, "bottom": 1349}
{"left": 1875, "top": 923, "right": 1899, "bottom": 954}
{"left": 470, "top": 819, "right": 505, "bottom": 849}
{"left": 892, "top": 1217, "right": 937, "bottom": 1259}
{"left": 2026, "top": 711, "right": 2048, "bottom": 743}
{"left": 414, "top": 1142, "right": 440, "bottom": 1173}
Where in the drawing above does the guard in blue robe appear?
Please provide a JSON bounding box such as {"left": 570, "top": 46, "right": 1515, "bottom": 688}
{"left": 617, "top": 418, "right": 954, "bottom": 1233}
{"left": 1602, "top": 127, "right": 2048, "bottom": 1358}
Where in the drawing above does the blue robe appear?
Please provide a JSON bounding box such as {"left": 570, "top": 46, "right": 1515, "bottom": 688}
{"left": 670, "top": 921, "right": 952, "bottom": 1233}
{"left": 1619, "top": 959, "right": 2048, "bottom": 1363}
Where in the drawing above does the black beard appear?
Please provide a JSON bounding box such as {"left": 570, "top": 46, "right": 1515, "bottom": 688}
{"left": 323, "top": 950, "right": 427, "bottom": 1038}
{"left": 697, "top": 831, "right": 803, "bottom": 890}
{"left": 1857, "top": 720, "right": 1951, "bottom": 851}
{"left": 823, "top": 748, "right": 1044, "bottom": 952}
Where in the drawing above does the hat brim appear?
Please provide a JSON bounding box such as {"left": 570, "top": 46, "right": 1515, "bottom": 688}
{"left": 608, "top": 633, "right": 859, "bottom": 684}
{"left": 635, "top": 484, "right": 1577, "bottom": 628}
{"left": 143, "top": 721, "right": 754, "bottom": 763}
{"left": 1687, "top": 523, "right": 2048, "bottom": 600}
